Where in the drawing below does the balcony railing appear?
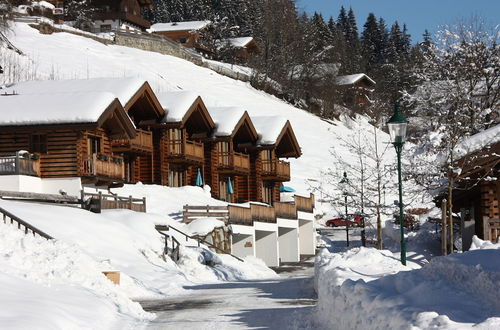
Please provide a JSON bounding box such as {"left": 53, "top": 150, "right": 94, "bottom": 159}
{"left": 0, "top": 154, "right": 41, "bottom": 177}
{"left": 82, "top": 154, "right": 125, "bottom": 180}
{"left": 112, "top": 129, "right": 153, "bottom": 154}
{"left": 274, "top": 202, "right": 297, "bottom": 219}
{"left": 217, "top": 151, "right": 250, "bottom": 173}
{"left": 294, "top": 193, "right": 315, "bottom": 213}
{"left": 262, "top": 159, "right": 290, "bottom": 181}
{"left": 166, "top": 139, "right": 204, "bottom": 163}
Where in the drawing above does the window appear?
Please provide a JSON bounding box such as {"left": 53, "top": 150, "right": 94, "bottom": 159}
{"left": 219, "top": 179, "right": 233, "bottom": 202}
{"left": 166, "top": 128, "right": 183, "bottom": 154}
{"left": 100, "top": 24, "right": 111, "bottom": 32}
{"left": 168, "top": 168, "right": 184, "bottom": 187}
{"left": 88, "top": 136, "right": 101, "bottom": 154}
{"left": 262, "top": 182, "right": 274, "bottom": 204}
{"left": 30, "top": 134, "right": 47, "bottom": 154}
{"left": 261, "top": 150, "right": 274, "bottom": 172}
{"left": 179, "top": 37, "right": 187, "bottom": 44}
{"left": 217, "top": 141, "right": 230, "bottom": 166}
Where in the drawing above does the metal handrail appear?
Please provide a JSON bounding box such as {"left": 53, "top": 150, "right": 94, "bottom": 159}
{"left": 0, "top": 206, "right": 53, "bottom": 240}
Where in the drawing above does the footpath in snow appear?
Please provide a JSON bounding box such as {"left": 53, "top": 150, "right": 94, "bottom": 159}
{"left": 139, "top": 260, "right": 318, "bottom": 330}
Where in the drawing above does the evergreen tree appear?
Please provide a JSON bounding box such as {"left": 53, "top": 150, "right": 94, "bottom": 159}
{"left": 361, "top": 13, "right": 384, "bottom": 71}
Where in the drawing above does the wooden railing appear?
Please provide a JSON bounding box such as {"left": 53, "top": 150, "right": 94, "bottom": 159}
{"left": 0, "top": 154, "right": 41, "bottom": 177}
{"left": 167, "top": 139, "right": 204, "bottom": 161}
{"left": 227, "top": 205, "right": 252, "bottom": 225}
{"left": 112, "top": 129, "right": 153, "bottom": 153}
{"left": 274, "top": 202, "right": 297, "bottom": 219}
{"left": 262, "top": 160, "right": 290, "bottom": 180}
{"left": 183, "top": 205, "right": 229, "bottom": 223}
{"left": 218, "top": 151, "right": 250, "bottom": 172}
{"left": 294, "top": 193, "right": 315, "bottom": 213}
{"left": 0, "top": 206, "right": 53, "bottom": 240}
{"left": 484, "top": 217, "right": 500, "bottom": 243}
{"left": 251, "top": 203, "right": 276, "bottom": 223}
{"left": 82, "top": 191, "right": 146, "bottom": 213}
{"left": 82, "top": 154, "right": 125, "bottom": 179}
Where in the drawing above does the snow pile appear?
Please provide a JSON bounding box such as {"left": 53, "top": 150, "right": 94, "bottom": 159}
{"left": 0, "top": 222, "right": 154, "bottom": 329}
{"left": 187, "top": 217, "right": 225, "bottom": 236}
{"left": 177, "top": 247, "right": 277, "bottom": 282}
{"left": 470, "top": 235, "right": 500, "bottom": 250}
{"left": 315, "top": 245, "right": 500, "bottom": 329}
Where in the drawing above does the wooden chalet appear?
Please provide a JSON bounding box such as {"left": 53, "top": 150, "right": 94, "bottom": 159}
{"left": 450, "top": 126, "right": 500, "bottom": 245}
{"left": 335, "top": 73, "right": 375, "bottom": 108}
{"left": 0, "top": 92, "right": 135, "bottom": 186}
{"left": 150, "top": 21, "right": 212, "bottom": 54}
{"left": 1, "top": 78, "right": 165, "bottom": 185}
{"left": 227, "top": 37, "right": 260, "bottom": 61}
{"left": 250, "top": 116, "right": 302, "bottom": 204}
{"left": 140, "top": 91, "right": 215, "bottom": 187}
{"left": 87, "top": 0, "right": 152, "bottom": 32}
{"left": 205, "top": 107, "right": 259, "bottom": 202}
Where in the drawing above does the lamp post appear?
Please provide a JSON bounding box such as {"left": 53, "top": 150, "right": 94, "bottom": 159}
{"left": 339, "top": 172, "right": 349, "bottom": 247}
{"left": 387, "top": 102, "right": 408, "bottom": 266}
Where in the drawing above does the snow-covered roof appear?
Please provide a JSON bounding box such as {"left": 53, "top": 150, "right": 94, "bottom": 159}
{"left": 228, "top": 37, "right": 254, "bottom": 48}
{"left": 208, "top": 106, "right": 247, "bottom": 137}
{"left": 2, "top": 78, "right": 146, "bottom": 107}
{"left": 34, "top": 1, "right": 55, "bottom": 10}
{"left": 0, "top": 92, "right": 117, "bottom": 126}
{"left": 251, "top": 116, "right": 288, "bottom": 145}
{"left": 156, "top": 91, "right": 199, "bottom": 123}
{"left": 455, "top": 124, "right": 500, "bottom": 160}
{"left": 335, "top": 73, "right": 376, "bottom": 86}
{"left": 150, "top": 21, "right": 211, "bottom": 32}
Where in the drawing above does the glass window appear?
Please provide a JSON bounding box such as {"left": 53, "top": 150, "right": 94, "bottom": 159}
{"left": 88, "top": 136, "right": 101, "bottom": 154}
{"left": 30, "top": 134, "right": 47, "bottom": 154}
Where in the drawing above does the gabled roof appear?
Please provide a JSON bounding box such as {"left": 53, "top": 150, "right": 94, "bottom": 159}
{"left": 2, "top": 78, "right": 165, "bottom": 119}
{"left": 228, "top": 37, "right": 254, "bottom": 48}
{"left": 335, "top": 73, "right": 376, "bottom": 86}
{"left": 150, "top": 21, "right": 211, "bottom": 32}
{"left": 251, "top": 116, "right": 301, "bottom": 158}
{"left": 0, "top": 92, "right": 136, "bottom": 138}
{"left": 208, "top": 106, "right": 258, "bottom": 140}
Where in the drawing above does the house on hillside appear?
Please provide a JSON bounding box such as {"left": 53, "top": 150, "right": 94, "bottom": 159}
{"left": 81, "top": 0, "right": 152, "bottom": 32}
{"left": 450, "top": 125, "right": 500, "bottom": 248}
{"left": 0, "top": 91, "right": 135, "bottom": 189}
{"left": 140, "top": 91, "right": 215, "bottom": 187}
{"left": 150, "top": 21, "right": 212, "bottom": 55}
{"left": 0, "top": 78, "right": 165, "bottom": 186}
{"left": 335, "top": 73, "right": 376, "bottom": 108}
{"left": 205, "top": 107, "right": 258, "bottom": 203}
{"left": 225, "top": 37, "right": 260, "bottom": 61}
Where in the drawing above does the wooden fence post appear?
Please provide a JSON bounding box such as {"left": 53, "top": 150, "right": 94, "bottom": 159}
{"left": 142, "top": 197, "right": 146, "bottom": 213}
{"left": 483, "top": 217, "right": 491, "bottom": 241}
{"left": 129, "top": 195, "right": 133, "bottom": 210}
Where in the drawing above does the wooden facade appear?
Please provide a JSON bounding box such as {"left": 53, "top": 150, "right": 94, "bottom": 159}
{"left": 451, "top": 140, "right": 500, "bottom": 241}
{"left": 89, "top": 0, "right": 152, "bottom": 31}
{"left": 151, "top": 21, "right": 212, "bottom": 54}
{"left": 0, "top": 98, "right": 135, "bottom": 186}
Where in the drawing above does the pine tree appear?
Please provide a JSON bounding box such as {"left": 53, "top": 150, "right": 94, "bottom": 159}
{"left": 361, "top": 13, "right": 384, "bottom": 71}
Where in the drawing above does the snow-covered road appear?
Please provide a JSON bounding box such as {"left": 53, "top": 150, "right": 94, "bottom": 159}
{"left": 138, "top": 261, "right": 318, "bottom": 329}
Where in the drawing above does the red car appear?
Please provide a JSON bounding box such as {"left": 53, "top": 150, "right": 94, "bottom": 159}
{"left": 326, "top": 214, "right": 363, "bottom": 227}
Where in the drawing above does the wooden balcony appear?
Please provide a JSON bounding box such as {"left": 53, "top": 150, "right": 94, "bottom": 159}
{"left": 0, "top": 154, "right": 41, "bottom": 177}
{"left": 82, "top": 154, "right": 125, "bottom": 180}
{"left": 274, "top": 202, "right": 297, "bottom": 219}
{"left": 261, "top": 160, "right": 290, "bottom": 181}
{"left": 217, "top": 151, "right": 250, "bottom": 174}
{"left": 112, "top": 129, "right": 153, "bottom": 154}
{"left": 294, "top": 193, "right": 315, "bottom": 213}
{"left": 166, "top": 139, "right": 204, "bottom": 164}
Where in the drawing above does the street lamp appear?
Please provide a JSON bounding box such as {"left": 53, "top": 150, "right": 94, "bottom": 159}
{"left": 387, "top": 102, "right": 408, "bottom": 265}
{"left": 339, "top": 172, "right": 350, "bottom": 247}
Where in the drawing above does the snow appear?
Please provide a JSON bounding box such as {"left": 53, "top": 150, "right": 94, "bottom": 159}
{"left": 315, "top": 245, "right": 500, "bottom": 329}
{"left": 187, "top": 217, "right": 225, "bottom": 236}
{"left": 208, "top": 106, "right": 247, "bottom": 137}
{"left": 34, "top": 1, "right": 55, "bottom": 10}
{"left": 335, "top": 73, "right": 376, "bottom": 86}
{"left": 228, "top": 37, "right": 254, "bottom": 48}
{"left": 251, "top": 115, "right": 288, "bottom": 145}
{"left": 0, "top": 92, "right": 116, "bottom": 125}
{"left": 156, "top": 91, "right": 200, "bottom": 123}
{"left": 1, "top": 77, "right": 146, "bottom": 109}
{"left": 454, "top": 123, "right": 500, "bottom": 160}
{"left": 150, "top": 21, "right": 211, "bottom": 32}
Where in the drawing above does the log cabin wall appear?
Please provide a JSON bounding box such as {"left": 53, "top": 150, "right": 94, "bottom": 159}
{"left": 0, "top": 129, "right": 81, "bottom": 178}
{"left": 204, "top": 141, "right": 219, "bottom": 198}
{"left": 481, "top": 181, "right": 500, "bottom": 220}
{"left": 137, "top": 155, "right": 154, "bottom": 184}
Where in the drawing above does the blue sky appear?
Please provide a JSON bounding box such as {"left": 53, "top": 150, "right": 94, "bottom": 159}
{"left": 296, "top": 0, "right": 500, "bottom": 43}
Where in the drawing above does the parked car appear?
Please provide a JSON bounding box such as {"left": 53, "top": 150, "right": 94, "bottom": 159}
{"left": 326, "top": 214, "right": 363, "bottom": 227}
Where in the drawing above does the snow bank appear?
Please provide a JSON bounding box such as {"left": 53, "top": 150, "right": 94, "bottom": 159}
{"left": 0, "top": 222, "right": 153, "bottom": 329}
{"left": 187, "top": 217, "right": 225, "bottom": 236}
{"left": 315, "top": 246, "right": 500, "bottom": 329}
{"left": 470, "top": 235, "right": 500, "bottom": 250}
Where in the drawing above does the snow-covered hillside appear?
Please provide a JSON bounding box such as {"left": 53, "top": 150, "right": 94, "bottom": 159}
{"left": 1, "top": 22, "right": 394, "bottom": 198}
